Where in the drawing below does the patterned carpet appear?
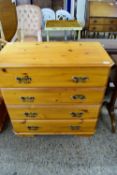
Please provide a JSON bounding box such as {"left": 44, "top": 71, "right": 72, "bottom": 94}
{"left": 0, "top": 106, "right": 117, "bottom": 175}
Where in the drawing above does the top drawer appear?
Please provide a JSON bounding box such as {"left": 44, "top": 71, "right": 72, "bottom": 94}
{"left": 0, "top": 67, "right": 110, "bottom": 88}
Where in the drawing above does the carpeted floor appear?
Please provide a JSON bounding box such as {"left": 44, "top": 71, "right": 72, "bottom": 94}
{"left": 0, "top": 106, "right": 117, "bottom": 175}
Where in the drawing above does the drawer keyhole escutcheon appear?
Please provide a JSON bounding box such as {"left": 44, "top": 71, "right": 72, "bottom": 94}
{"left": 72, "top": 76, "right": 89, "bottom": 83}
{"left": 27, "top": 126, "right": 40, "bottom": 131}
{"left": 70, "top": 112, "right": 84, "bottom": 118}
{"left": 21, "top": 96, "right": 35, "bottom": 103}
{"left": 70, "top": 126, "right": 80, "bottom": 131}
{"left": 16, "top": 75, "right": 32, "bottom": 84}
{"left": 24, "top": 112, "right": 38, "bottom": 118}
{"left": 72, "top": 95, "right": 86, "bottom": 100}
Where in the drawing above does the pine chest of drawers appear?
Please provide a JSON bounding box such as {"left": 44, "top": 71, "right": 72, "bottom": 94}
{"left": 0, "top": 42, "right": 113, "bottom": 136}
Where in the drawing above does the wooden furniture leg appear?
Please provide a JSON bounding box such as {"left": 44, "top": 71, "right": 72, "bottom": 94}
{"left": 46, "top": 31, "right": 49, "bottom": 41}
{"left": 107, "top": 89, "right": 117, "bottom": 133}
{"left": 77, "top": 30, "right": 81, "bottom": 40}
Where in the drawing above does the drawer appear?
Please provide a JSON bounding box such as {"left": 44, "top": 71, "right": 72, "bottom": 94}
{"left": 7, "top": 105, "right": 100, "bottom": 120}
{"left": 12, "top": 119, "right": 97, "bottom": 135}
{"left": 2, "top": 88, "right": 105, "bottom": 105}
{"left": 104, "top": 18, "right": 117, "bottom": 25}
{"left": 90, "top": 18, "right": 117, "bottom": 25}
{"left": 89, "top": 25, "right": 117, "bottom": 32}
{"left": 0, "top": 67, "right": 110, "bottom": 88}
{"left": 90, "top": 18, "right": 105, "bottom": 25}
{"left": 103, "top": 26, "right": 117, "bottom": 32}
{"left": 89, "top": 25, "right": 104, "bottom": 32}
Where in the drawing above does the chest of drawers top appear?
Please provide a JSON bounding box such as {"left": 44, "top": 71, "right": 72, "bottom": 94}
{"left": 89, "top": 2, "right": 117, "bottom": 18}
{"left": 0, "top": 42, "right": 113, "bottom": 68}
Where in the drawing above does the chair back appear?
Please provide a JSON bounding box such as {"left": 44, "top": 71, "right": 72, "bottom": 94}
{"left": 41, "top": 8, "right": 55, "bottom": 27}
{"left": 56, "top": 9, "right": 73, "bottom": 20}
{"left": 16, "top": 4, "right": 42, "bottom": 37}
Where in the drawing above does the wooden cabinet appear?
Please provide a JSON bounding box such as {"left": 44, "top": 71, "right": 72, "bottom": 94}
{"left": 87, "top": 1, "right": 117, "bottom": 32}
{"left": 0, "top": 42, "right": 113, "bottom": 136}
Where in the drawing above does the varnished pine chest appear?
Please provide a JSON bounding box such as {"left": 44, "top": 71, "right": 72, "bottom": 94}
{"left": 0, "top": 42, "right": 113, "bottom": 136}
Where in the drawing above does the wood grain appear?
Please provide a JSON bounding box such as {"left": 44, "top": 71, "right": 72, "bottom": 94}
{"left": 12, "top": 119, "right": 97, "bottom": 134}
{"left": 0, "top": 67, "right": 110, "bottom": 88}
{"left": 0, "top": 42, "right": 113, "bottom": 136}
{"left": 2, "top": 87, "right": 105, "bottom": 105}
{"left": 0, "top": 42, "right": 113, "bottom": 67}
{"left": 7, "top": 104, "right": 100, "bottom": 120}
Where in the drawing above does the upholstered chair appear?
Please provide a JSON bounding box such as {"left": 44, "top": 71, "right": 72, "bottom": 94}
{"left": 16, "top": 4, "right": 42, "bottom": 41}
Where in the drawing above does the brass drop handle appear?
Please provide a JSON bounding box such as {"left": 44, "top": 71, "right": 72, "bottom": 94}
{"left": 72, "top": 76, "right": 89, "bottom": 83}
{"left": 70, "top": 112, "right": 84, "bottom": 118}
{"left": 70, "top": 125, "right": 80, "bottom": 131}
{"left": 16, "top": 75, "right": 32, "bottom": 84}
{"left": 21, "top": 96, "right": 35, "bottom": 102}
{"left": 72, "top": 95, "right": 86, "bottom": 100}
{"left": 27, "top": 126, "right": 39, "bottom": 131}
{"left": 24, "top": 112, "right": 38, "bottom": 118}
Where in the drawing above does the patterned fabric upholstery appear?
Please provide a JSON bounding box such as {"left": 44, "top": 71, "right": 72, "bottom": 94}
{"left": 16, "top": 5, "right": 42, "bottom": 41}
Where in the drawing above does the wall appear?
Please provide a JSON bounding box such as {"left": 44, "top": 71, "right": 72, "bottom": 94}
{"left": 16, "top": 0, "right": 31, "bottom": 4}
{"left": 32, "top": 0, "right": 52, "bottom": 8}
{"left": 16, "top": 0, "right": 64, "bottom": 9}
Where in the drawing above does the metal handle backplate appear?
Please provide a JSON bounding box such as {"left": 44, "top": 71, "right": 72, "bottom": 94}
{"left": 24, "top": 112, "right": 38, "bottom": 118}
{"left": 16, "top": 75, "right": 32, "bottom": 84}
{"left": 27, "top": 126, "right": 39, "bottom": 131}
{"left": 70, "top": 112, "right": 84, "bottom": 118}
{"left": 72, "top": 95, "right": 86, "bottom": 100}
{"left": 72, "top": 76, "right": 89, "bottom": 83}
{"left": 70, "top": 126, "right": 80, "bottom": 131}
{"left": 21, "top": 96, "right": 35, "bottom": 102}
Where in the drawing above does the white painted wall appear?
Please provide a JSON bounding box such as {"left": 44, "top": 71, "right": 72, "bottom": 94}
{"left": 70, "top": 0, "right": 75, "bottom": 18}
{"left": 76, "top": 0, "right": 86, "bottom": 26}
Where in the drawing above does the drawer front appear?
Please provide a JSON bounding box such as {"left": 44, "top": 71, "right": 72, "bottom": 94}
{"left": 2, "top": 88, "right": 105, "bottom": 105}
{"left": 103, "top": 26, "right": 117, "bottom": 32}
{"left": 7, "top": 105, "right": 100, "bottom": 120}
{"left": 0, "top": 67, "right": 110, "bottom": 87}
{"left": 12, "top": 120, "right": 97, "bottom": 134}
{"left": 89, "top": 25, "right": 104, "bottom": 32}
{"left": 104, "top": 18, "right": 117, "bottom": 25}
{"left": 90, "top": 18, "right": 117, "bottom": 25}
{"left": 90, "top": 18, "right": 104, "bottom": 25}
{"left": 90, "top": 25, "right": 117, "bottom": 32}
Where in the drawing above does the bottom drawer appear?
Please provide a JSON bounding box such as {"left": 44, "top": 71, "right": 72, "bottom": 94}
{"left": 12, "top": 120, "right": 97, "bottom": 136}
